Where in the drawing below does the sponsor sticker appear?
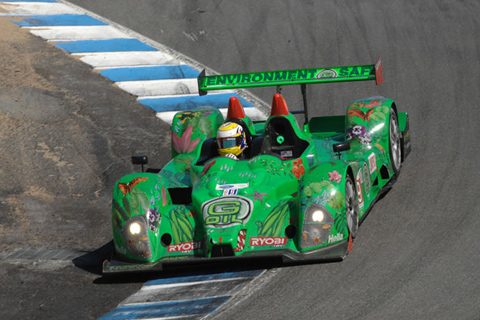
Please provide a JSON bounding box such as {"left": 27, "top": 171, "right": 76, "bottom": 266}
{"left": 167, "top": 241, "right": 202, "bottom": 253}
{"left": 356, "top": 169, "right": 364, "bottom": 208}
{"left": 216, "top": 183, "right": 248, "bottom": 196}
{"left": 368, "top": 153, "right": 377, "bottom": 174}
{"left": 216, "top": 183, "right": 249, "bottom": 190}
{"left": 316, "top": 69, "right": 338, "bottom": 79}
{"left": 363, "top": 163, "right": 371, "bottom": 194}
{"left": 250, "top": 237, "right": 287, "bottom": 247}
{"left": 223, "top": 189, "right": 238, "bottom": 196}
{"left": 280, "top": 150, "right": 293, "bottom": 158}
{"left": 328, "top": 233, "right": 344, "bottom": 244}
{"left": 202, "top": 196, "right": 253, "bottom": 228}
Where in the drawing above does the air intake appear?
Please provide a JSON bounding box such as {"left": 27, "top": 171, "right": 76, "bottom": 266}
{"left": 211, "top": 245, "right": 234, "bottom": 257}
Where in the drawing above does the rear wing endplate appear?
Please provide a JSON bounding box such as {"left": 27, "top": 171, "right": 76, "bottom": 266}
{"left": 198, "top": 57, "right": 383, "bottom": 95}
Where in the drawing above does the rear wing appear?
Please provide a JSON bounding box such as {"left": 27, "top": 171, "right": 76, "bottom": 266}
{"left": 198, "top": 57, "right": 383, "bottom": 95}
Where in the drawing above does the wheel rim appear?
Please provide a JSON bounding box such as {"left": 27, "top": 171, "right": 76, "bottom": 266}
{"left": 345, "top": 179, "right": 358, "bottom": 238}
{"left": 390, "top": 111, "right": 402, "bottom": 172}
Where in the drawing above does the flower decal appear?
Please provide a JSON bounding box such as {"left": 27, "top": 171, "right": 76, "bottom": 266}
{"left": 147, "top": 208, "right": 161, "bottom": 232}
{"left": 172, "top": 125, "right": 200, "bottom": 154}
{"left": 347, "top": 125, "right": 372, "bottom": 144}
{"left": 292, "top": 158, "right": 305, "bottom": 179}
{"left": 363, "top": 100, "right": 382, "bottom": 109}
{"left": 161, "top": 185, "right": 168, "bottom": 207}
{"left": 328, "top": 170, "right": 342, "bottom": 183}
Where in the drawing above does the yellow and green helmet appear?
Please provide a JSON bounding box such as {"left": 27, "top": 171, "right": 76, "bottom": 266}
{"left": 216, "top": 122, "right": 247, "bottom": 156}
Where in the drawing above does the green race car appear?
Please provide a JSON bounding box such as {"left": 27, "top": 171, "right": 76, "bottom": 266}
{"left": 103, "top": 58, "right": 411, "bottom": 273}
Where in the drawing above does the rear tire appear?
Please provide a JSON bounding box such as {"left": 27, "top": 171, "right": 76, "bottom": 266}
{"left": 345, "top": 176, "right": 359, "bottom": 239}
{"left": 389, "top": 108, "right": 402, "bottom": 176}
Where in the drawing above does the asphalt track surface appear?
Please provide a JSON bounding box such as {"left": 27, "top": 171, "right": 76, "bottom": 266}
{"left": 2, "top": 1, "right": 480, "bottom": 319}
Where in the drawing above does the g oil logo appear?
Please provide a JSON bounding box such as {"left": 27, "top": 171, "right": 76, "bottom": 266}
{"left": 202, "top": 196, "right": 253, "bottom": 228}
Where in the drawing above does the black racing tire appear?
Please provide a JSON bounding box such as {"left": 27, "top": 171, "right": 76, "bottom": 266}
{"left": 389, "top": 108, "right": 402, "bottom": 177}
{"left": 345, "top": 175, "right": 359, "bottom": 239}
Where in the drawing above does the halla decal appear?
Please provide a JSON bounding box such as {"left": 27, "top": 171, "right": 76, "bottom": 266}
{"left": 328, "top": 233, "right": 344, "bottom": 244}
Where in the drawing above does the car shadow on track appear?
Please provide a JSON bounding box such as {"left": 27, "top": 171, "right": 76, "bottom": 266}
{"left": 72, "top": 241, "right": 113, "bottom": 276}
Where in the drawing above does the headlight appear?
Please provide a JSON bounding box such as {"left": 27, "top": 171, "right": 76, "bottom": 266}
{"left": 301, "top": 204, "right": 334, "bottom": 249}
{"left": 129, "top": 222, "right": 142, "bottom": 235}
{"left": 311, "top": 208, "right": 325, "bottom": 222}
{"left": 121, "top": 216, "right": 152, "bottom": 259}
{"left": 306, "top": 204, "right": 329, "bottom": 223}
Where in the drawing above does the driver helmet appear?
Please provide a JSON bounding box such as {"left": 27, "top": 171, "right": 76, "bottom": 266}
{"left": 217, "top": 122, "right": 247, "bottom": 157}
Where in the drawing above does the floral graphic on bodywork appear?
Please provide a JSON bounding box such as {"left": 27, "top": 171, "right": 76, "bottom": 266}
{"left": 250, "top": 157, "right": 295, "bottom": 178}
{"left": 172, "top": 125, "right": 200, "bottom": 154}
{"left": 147, "top": 208, "right": 161, "bottom": 232}
{"left": 173, "top": 107, "right": 219, "bottom": 137}
{"left": 328, "top": 170, "right": 342, "bottom": 183}
{"left": 168, "top": 206, "right": 194, "bottom": 244}
{"left": 256, "top": 201, "right": 289, "bottom": 237}
{"left": 246, "top": 190, "right": 268, "bottom": 204}
{"left": 113, "top": 186, "right": 160, "bottom": 232}
{"left": 292, "top": 158, "right": 305, "bottom": 178}
{"left": 363, "top": 100, "right": 382, "bottom": 109}
{"left": 346, "top": 125, "right": 372, "bottom": 145}
{"left": 302, "top": 177, "right": 345, "bottom": 211}
{"left": 348, "top": 108, "right": 375, "bottom": 121}
{"left": 118, "top": 177, "right": 148, "bottom": 196}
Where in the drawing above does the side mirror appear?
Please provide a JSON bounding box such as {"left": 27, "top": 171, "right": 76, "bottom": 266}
{"left": 332, "top": 142, "right": 350, "bottom": 159}
{"left": 131, "top": 155, "right": 148, "bottom": 172}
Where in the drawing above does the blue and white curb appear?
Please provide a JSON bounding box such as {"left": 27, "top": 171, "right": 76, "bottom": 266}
{"left": 97, "top": 270, "right": 265, "bottom": 320}
{"left": 0, "top": 0, "right": 268, "bottom": 124}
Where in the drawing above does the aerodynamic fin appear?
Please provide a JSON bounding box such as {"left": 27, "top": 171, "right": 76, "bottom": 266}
{"left": 271, "top": 93, "right": 289, "bottom": 116}
{"left": 226, "top": 96, "right": 246, "bottom": 119}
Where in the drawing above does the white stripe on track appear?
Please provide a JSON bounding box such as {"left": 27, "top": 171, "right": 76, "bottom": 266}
{"left": 28, "top": 25, "right": 132, "bottom": 41}
{"left": 116, "top": 79, "right": 199, "bottom": 97}
{"left": 117, "top": 80, "right": 239, "bottom": 97}
{"left": 139, "top": 276, "right": 256, "bottom": 291}
{"left": 0, "top": 2, "right": 78, "bottom": 15}
{"left": 79, "top": 52, "right": 180, "bottom": 69}
{"left": 137, "top": 91, "right": 235, "bottom": 100}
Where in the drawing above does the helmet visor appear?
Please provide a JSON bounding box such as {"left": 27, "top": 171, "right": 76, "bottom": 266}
{"left": 217, "top": 136, "right": 243, "bottom": 150}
